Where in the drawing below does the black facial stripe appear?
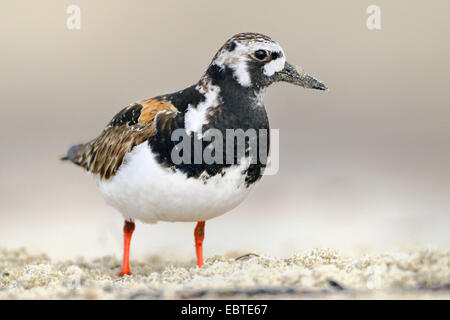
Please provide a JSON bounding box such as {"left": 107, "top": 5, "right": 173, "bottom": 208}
{"left": 206, "top": 64, "right": 256, "bottom": 109}
{"left": 271, "top": 51, "right": 280, "bottom": 60}
{"left": 226, "top": 41, "right": 236, "bottom": 52}
{"left": 246, "top": 60, "right": 276, "bottom": 88}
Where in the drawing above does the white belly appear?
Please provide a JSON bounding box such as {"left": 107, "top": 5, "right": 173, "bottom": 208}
{"left": 97, "top": 142, "right": 255, "bottom": 224}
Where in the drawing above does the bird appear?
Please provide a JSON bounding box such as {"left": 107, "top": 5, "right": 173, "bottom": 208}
{"left": 62, "top": 32, "right": 327, "bottom": 276}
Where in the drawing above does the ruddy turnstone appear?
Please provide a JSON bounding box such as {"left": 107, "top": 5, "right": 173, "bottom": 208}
{"left": 62, "top": 32, "right": 327, "bottom": 276}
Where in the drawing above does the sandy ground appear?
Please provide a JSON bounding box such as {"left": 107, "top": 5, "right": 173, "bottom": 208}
{"left": 0, "top": 247, "right": 448, "bottom": 299}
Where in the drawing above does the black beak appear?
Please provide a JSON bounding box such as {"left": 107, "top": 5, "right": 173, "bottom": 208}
{"left": 275, "top": 62, "right": 328, "bottom": 90}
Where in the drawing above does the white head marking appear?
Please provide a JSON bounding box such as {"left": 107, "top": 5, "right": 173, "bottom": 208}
{"left": 212, "top": 34, "right": 286, "bottom": 87}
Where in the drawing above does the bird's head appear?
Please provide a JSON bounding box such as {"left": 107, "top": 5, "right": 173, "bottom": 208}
{"left": 207, "top": 32, "right": 327, "bottom": 91}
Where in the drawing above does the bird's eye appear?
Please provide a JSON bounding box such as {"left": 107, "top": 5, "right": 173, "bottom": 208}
{"left": 254, "top": 50, "right": 267, "bottom": 60}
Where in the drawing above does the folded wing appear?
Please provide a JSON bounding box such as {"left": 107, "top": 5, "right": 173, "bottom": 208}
{"left": 63, "top": 98, "right": 179, "bottom": 180}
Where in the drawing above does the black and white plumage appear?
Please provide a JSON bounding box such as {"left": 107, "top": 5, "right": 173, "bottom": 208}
{"left": 62, "top": 32, "right": 327, "bottom": 273}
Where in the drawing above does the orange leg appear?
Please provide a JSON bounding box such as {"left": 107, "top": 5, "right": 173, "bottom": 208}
{"left": 119, "top": 220, "right": 135, "bottom": 277}
{"left": 194, "top": 221, "right": 205, "bottom": 268}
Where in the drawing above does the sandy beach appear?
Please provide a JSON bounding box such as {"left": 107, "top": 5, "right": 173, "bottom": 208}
{"left": 1, "top": 247, "right": 448, "bottom": 299}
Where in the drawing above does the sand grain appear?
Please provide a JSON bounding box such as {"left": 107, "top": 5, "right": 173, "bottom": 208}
{"left": 1, "top": 248, "right": 448, "bottom": 299}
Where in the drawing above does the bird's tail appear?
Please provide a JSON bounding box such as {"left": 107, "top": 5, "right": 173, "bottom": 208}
{"left": 60, "top": 143, "right": 85, "bottom": 162}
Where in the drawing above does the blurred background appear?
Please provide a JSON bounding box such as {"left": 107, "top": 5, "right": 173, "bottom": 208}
{"left": 1, "top": 0, "right": 449, "bottom": 261}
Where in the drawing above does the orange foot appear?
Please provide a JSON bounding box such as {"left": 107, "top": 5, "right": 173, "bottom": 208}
{"left": 118, "top": 270, "right": 132, "bottom": 277}
{"left": 195, "top": 221, "right": 205, "bottom": 267}
{"left": 119, "top": 220, "right": 135, "bottom": 277}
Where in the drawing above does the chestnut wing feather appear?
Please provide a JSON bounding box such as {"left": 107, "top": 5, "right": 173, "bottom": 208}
{"left": 64, "top": 99, "right": 178, "bottom": 180}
